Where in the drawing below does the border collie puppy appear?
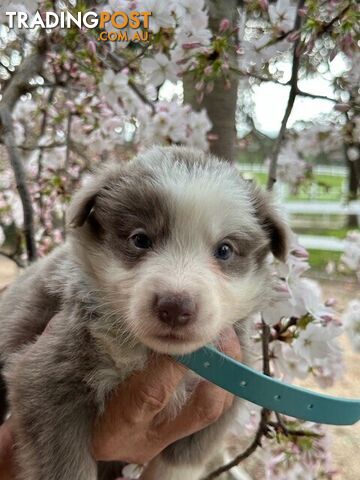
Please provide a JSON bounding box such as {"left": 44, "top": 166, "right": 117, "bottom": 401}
{"left": 0, "top": 146, "right": 288, "bottom": 480}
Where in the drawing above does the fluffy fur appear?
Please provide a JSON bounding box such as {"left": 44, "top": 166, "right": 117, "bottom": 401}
{"left": 0, "top": 146, "right": 288, "bottom": 480}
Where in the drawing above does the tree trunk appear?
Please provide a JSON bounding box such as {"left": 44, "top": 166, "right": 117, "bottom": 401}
{"left": 344, "top": 119, "right": 359, "bottom": 228}
{"left": 346, "top": 155, "right": 359, "bottom": 228}
{"left": 183, "top": 0, "right": 239, "bottom": 163}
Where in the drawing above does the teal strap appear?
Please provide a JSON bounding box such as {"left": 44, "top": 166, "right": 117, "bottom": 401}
{"left": 176, "top": 346, "right": 360, "bottom": 426}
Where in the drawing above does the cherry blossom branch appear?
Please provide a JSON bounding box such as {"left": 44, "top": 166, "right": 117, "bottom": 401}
{"left": 98, "top": 50, "right": 155, "bottom": 113}
{"left": 203, "top": 320, "right": 272, "bottom": 479}
{"left": 295, "top": 88, "right": 337, "bottom": 103}
{"left": 38, "top": 87, "right": 57, "bottom": 155}
{"left": 203, "top": 408, "right": 268, "bottom": 480}
{"left": 256, "top": 28, "right": 296, "bottom": 52}
{"left": 315, "top": 2, "right": 352, "bottom": 36}
{"left": 36, "top": 87, "right": 57, "bottom": 227}
{"left": 128, "top": 79, "right": 155, "bottom": 113}
{"left": 230, "top": 67, "right": 338, "bottom": 104}
{"left": 271, "top": 414, "right": 323, "bottom": 439}
{"left": 0, "top": 61, "right": 13, "bottom": 76}
{"left": 19, "top": 142, "right": 66, "bottom": 151}
{"left": 266, "top": 0, "right": 306, "bottom": 191}
{"left": 65, "top": 111, "right": 72, "bottom": 169}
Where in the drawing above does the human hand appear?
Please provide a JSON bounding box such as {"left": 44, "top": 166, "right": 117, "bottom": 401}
{"left": 92, "top": 327, "right": 242, "bottom": 465}
{"left": 0, "top": 328, "right": 241, "bottom": 478}
{"left": 0, "top": 419, "right": 16, "bottom": 480}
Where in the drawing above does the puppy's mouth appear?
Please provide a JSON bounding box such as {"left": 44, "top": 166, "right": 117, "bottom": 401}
{"left": 141, "top": 330, "right": 210, "bottom": 355}
{"left": 155, "top": 333, "right": 187, "bottom": 343}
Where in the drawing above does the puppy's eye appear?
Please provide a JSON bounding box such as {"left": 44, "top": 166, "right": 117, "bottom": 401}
{"left": 215, "top": 242, "right": 233, "bottom": 261}
{"left": 130, "top": 233, "right": 152, "bottom": 250}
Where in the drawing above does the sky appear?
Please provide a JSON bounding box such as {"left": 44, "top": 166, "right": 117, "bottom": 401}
{"left": 161, "top": 53, "right": 348, "bottom": 138}
{"left": 251, "top": 54, "right": 347, "bottom": 137}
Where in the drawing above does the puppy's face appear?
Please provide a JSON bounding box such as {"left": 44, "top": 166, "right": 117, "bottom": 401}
{"left": 69, "top": 147, "right": 287, "bottom": 354}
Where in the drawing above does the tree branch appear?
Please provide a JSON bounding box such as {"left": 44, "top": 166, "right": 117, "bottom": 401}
{"left": 230, "top": 67, "right": 338, "bottom": 104}
{"left": 203, "top": 320, "right": 272, "bottom": 479}
{"left": 65, "top": 111, "right": 72, "bottom": 169}
{"left": 0, "top": 109, "right": 38, "bottom": 262}
{"left": 266, "top": 0, "right": 305, "bottom": 191}
{"left": 202, "top": 411, "right": 266, "bottom": 480}
{"left": 97, "top": 51, "right": 155, "bottom": 113}
{"left": 295, "top": 87, "right": 337, "bottom": 103}
{"left": 0, "top": 40, "right": 47, "bottom": 262}
{"left": 316, "top": 2, "right": 352, "bottom": 36}
{"left": 271, "top": 414, "right": 323, "bottom": 439}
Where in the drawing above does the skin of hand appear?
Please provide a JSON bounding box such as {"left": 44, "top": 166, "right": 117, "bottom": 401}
{"left": 0, "top": 419, "right": 16, "bottom": 480}
{"left": 0, "top": 328, "right": 241, "bottom": 479}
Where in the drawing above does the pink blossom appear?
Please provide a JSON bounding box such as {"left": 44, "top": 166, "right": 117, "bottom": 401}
{"left": 219, "top": 18, "right": 231, "bottom": 33}
{"left": 258, "top": 0, "right": 269, "bottom": 11}
{"left": 87, "top": 40, "right": 96, "bottom": 55}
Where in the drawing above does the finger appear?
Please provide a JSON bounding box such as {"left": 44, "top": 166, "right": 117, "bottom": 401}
{"left": 123, "top": 354, "right": 187, "bottom": 420}
{"left": 217, "top": 327, "right": 242, "bottom": 361}
{"left": 154, "top": 380, "right": 233, "bottom": 448}
{"left": 0, "top": 420, "right": 16, "bottom": 478}
{"left": 92, "top": 355, "right": 187, "bottom": 461}
{"left": 223, "top": 390, "right": 234, "bottom": 410}
{"left": 0, "top": 420, "right": 14, "bottom": 459}
{"left": 95, "top": 354, "right": 186, "bottom": 430}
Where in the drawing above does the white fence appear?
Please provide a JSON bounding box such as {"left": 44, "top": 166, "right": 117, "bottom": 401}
{"left": 238, "top": 163, "right": 347, "bottom": 202}
{"left": 238, "top": 163, "right": 347, "bottom": 177}
{"left": 237, "top": 164, "right": 359, "bottom": 252}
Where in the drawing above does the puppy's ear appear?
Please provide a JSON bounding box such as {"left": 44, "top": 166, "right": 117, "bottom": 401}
{"left": 67, "top": 178, "right": 101, "bottom": 228}
{"left": 250, "top": 183, "right": 289, "bottom": 262}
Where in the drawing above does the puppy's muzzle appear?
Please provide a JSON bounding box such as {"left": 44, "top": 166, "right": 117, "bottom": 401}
{"left": 154, "top": 293, "right": 196, "bottom": 328}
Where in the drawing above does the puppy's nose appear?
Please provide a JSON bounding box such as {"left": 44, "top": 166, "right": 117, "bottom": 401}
{"left": 155, "top": 294, "right": 196, "bottom": 328}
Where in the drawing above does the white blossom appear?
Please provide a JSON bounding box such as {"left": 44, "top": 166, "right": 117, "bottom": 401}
{"left": 292, "top": 322, "right": 343, "bottom": 366}
{"left": 99, "top": 69, "right": 129, "bottom": 105}
{"left": 0, "top": 226, "right": 5, "bottom": 246}
{"left": 237, "top": 40, "right": 266, "bottom": 72}
{"left": 354, "top": 117, "right": 360, "bottom": 142}
{"left": 269, "top": 142, "right": 307, "bottom": 187}
{"left": 0, "top": 0, "right": 36, "bottom": 16}
{"left": 186, "top": 109, "right": 212, "bottom": 151}
{"left": 140, "top": 0, "right": 175, "bottom": 33}
{"left": 294, "top": 125, "right": 343, "bottom": 158}
{"left": 272, "top": 341, "right": 308, "bottom": 382}
{"left": 347, "top": 146, "right": 359, "bottom": 161}
{"left": 141, "top": 53, "right": 178, "bottom": 87}
{"left": 175, "top": 0, "right": 207, "bottom": 26}
{"left": 175, "top": 0, "right": 211, "bottom": 45}
{"left": 341, "top": 231, "right": 360, "bottom": 277}
{"left": 268, "top": 0, "right": 296, "bottom": 33}
{"left": 343, "top": 300, "right": 360, "bottom": 352}
{"left": 141, "top": 101, "right": 210, "bottom": 150}
{"left": 263, "top": 237, "right": 344, "bottom": 387}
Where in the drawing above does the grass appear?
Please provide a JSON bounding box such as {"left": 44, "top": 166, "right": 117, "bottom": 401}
{"left": 307, "top": 249, "right": 342, "bottom": 270}
{"left": 294, "top": 227, "right": 350, "bottom": 271}
{"left": 294, "top": 227, "right": 349, "bottom": 239}
{"left": 241, "top": 168, "right": 353, "bottom": 273}
{"left": 241, "top": 171, "right": 345, "bottom": 202}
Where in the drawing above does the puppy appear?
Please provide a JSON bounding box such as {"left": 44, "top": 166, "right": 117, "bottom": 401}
{"left": 0, "top": 146, "right": 288, "bottom": 480}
